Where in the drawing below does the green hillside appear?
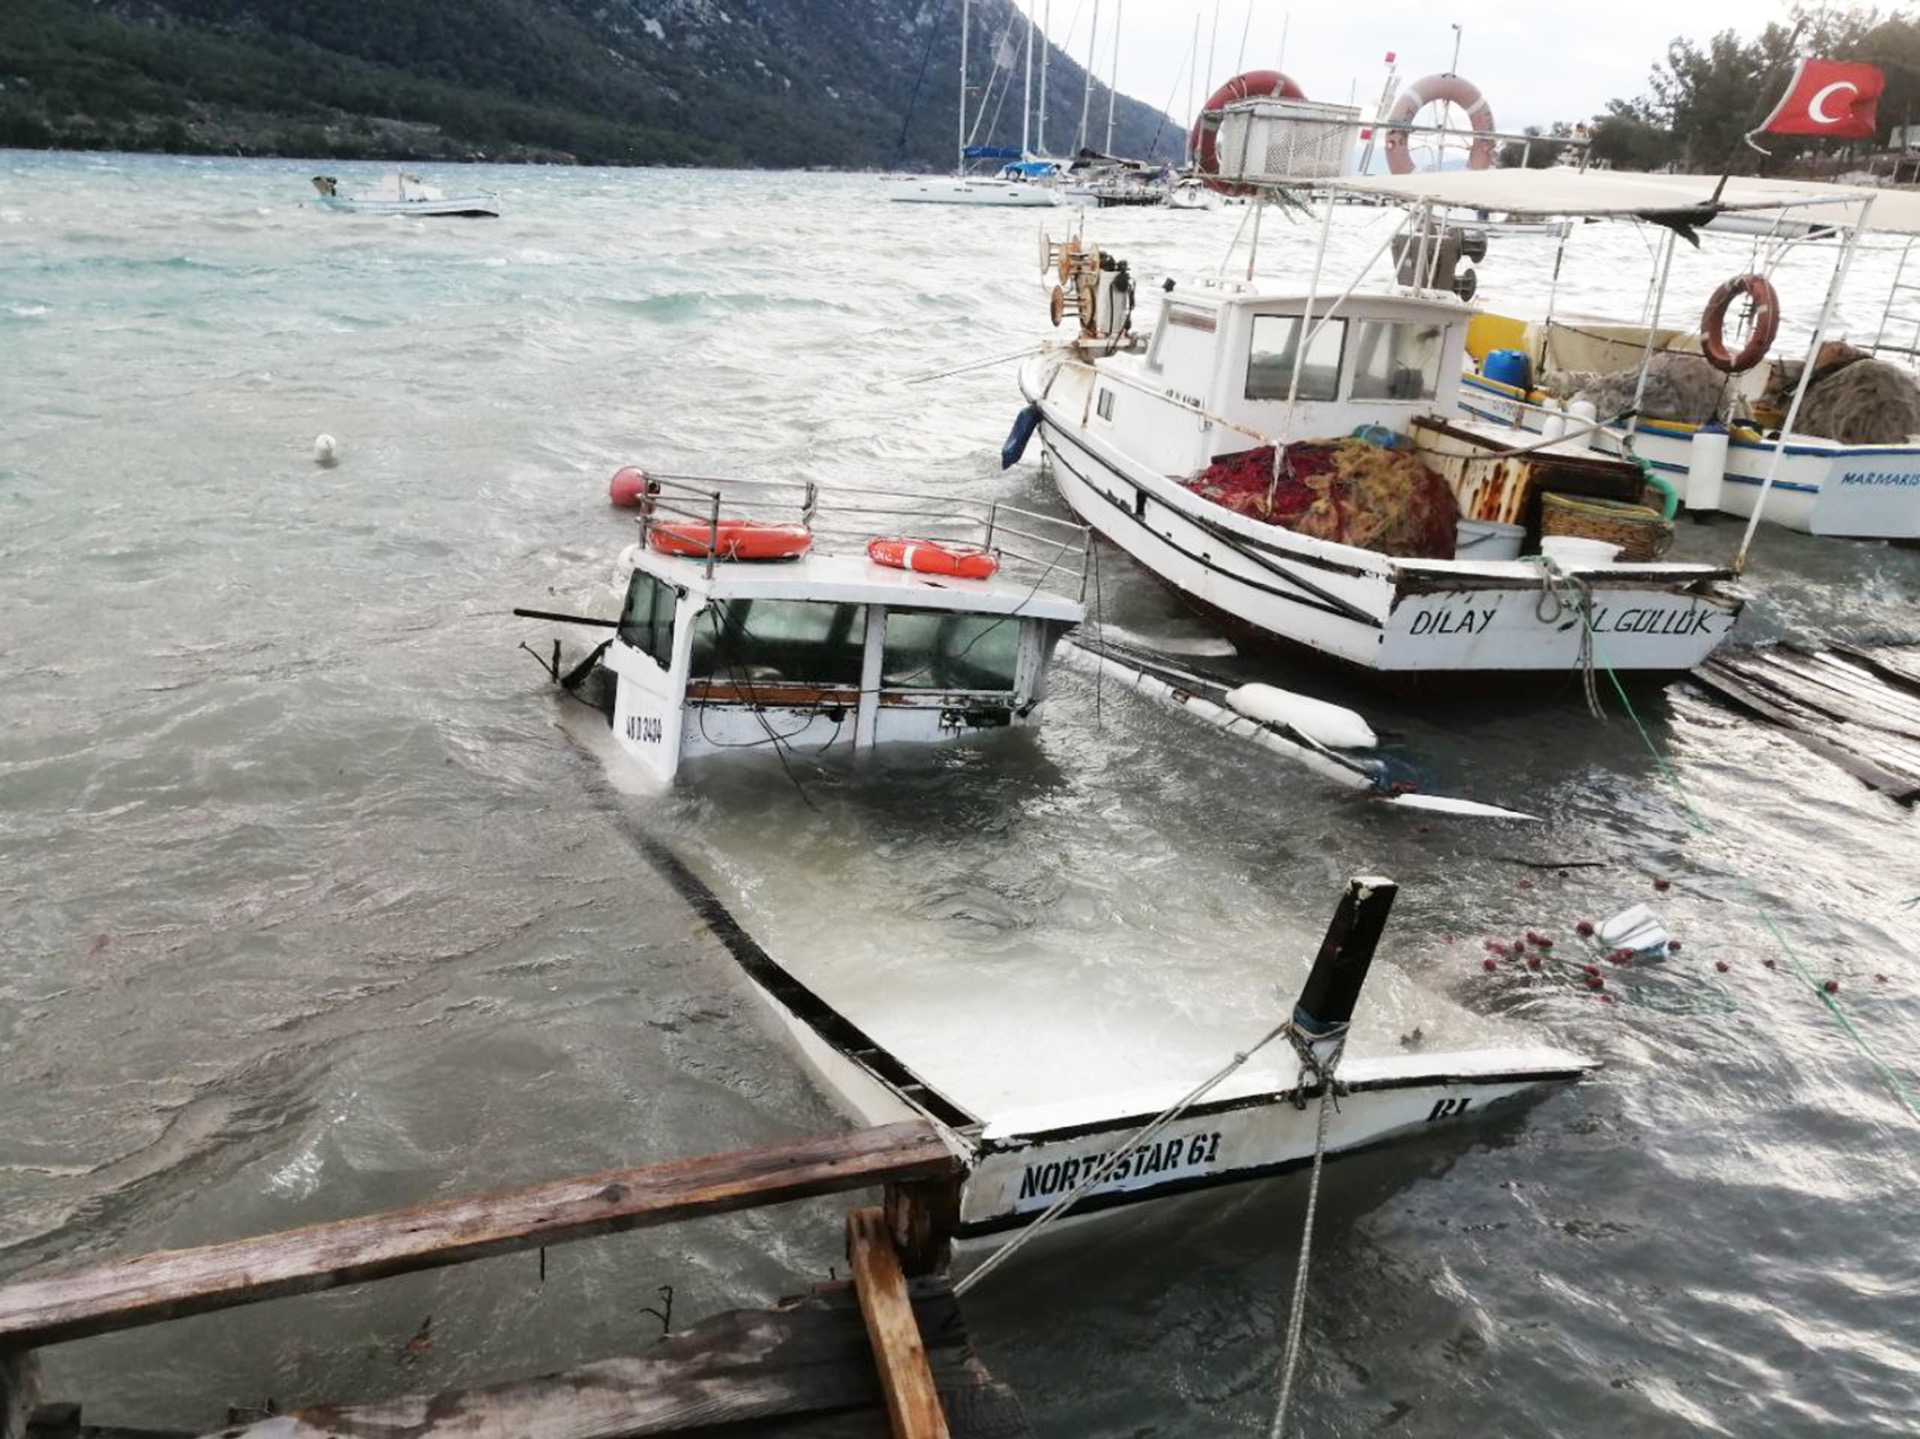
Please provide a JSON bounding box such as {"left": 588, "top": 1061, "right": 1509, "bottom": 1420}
{"left": 0, "top": 0, "right": 1183, "bottom": 167}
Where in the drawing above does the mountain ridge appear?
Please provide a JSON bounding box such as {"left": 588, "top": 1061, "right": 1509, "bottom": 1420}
{"left": 0, "top": 0, "right": 1185, "bottom": 168}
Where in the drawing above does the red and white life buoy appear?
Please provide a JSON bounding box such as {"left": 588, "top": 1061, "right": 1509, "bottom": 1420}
{"left": 867, "top": 536, "right": 1000, "bottom": 581}
{"left": 648, "top": 521, "right": 813, "bottom": 562}
{"left": 1188, "top": 70, "right": 1306, "bottom": 193}
{"left": 1382, "top": 74, "right": 1496, "bottom": 175}
{"left": 1700, "top": 273, "right": 1780, "bottom": 375}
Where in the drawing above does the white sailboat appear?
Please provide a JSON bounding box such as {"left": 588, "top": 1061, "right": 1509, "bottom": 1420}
{"left": 886, "top": 0, "right": 1060, "bottom": 207}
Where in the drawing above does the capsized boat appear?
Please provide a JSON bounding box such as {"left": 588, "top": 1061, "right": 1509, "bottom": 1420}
{"left": 725, "top": 870, "right": 1592, "bottom": 1244}
{"left": 517, "top": 472, "right": 1089, "bottom": 785}
{"left": 1012, "top": 167, "right": 1745, "bottom": 681}
{"left": 309, "top": 172, "right": 499, "bottom": 218}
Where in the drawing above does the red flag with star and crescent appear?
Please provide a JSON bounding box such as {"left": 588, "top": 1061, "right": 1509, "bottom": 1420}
{"left": 1752, "top": 59, "right": 1885, "bottom": 139}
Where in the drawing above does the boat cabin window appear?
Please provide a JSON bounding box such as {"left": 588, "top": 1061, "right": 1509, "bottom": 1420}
{"left": 1348, "top": 319, "right": 1447, "bottom": 401}
{"left": 618, "top": 571, "right": 677, "bottom": 669}
{"left": 1246, "top": 314, "right": 1346, "bottom": 402}
{"left": 688, "top": 599, "right": 867, "bottom": 686}
{"left": 882, "top": 611, "right": 1020, "bottom": 691}
{"left": 1146, "top": 304, "right": 1218, "bottom": 377}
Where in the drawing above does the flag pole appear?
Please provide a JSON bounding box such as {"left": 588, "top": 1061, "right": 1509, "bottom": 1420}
{"left": 1712, "top": 21, "right": 1808, "bottom": 204}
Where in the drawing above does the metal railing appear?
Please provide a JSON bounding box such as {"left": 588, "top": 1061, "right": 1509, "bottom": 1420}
{"left": 630, "top": 473, "right": 1094, "bottom": 600}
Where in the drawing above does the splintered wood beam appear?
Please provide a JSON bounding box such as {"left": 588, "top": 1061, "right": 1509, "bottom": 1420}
{"left": 0, "top": 1123, "right": 960, "bottom": 1350}
{"left": 846, "top": 1207, "right": 950, "bottom": 1439}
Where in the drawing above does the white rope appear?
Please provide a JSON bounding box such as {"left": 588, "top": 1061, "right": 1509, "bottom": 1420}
{"left": 953, "top": 1015, "right": 1299, "bottom": 1297}
{"left": 1268, "top": 1075, "right": 1337, "bottom": 1437}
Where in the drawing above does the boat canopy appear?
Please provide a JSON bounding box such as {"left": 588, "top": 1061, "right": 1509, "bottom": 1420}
{"left": 1334, "top": 169, "right": 1873, "bottom": 223}
{"left": 964, "top": 145, "right": 1024, "bottom": 160}
{"left": 1001, "top": 160, "right": 1059, "bottom": 178}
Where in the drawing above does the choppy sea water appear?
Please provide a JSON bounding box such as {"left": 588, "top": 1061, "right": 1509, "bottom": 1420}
{"left": 1, "top": 151, "right": 1918, "bottom": 1436}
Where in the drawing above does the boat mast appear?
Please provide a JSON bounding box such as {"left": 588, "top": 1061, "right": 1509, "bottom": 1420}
{"left": 1105, "top": 0, "right": 1120, "bottom": 154}
{"left": 958, "top": 0, "right": 970, "bottom": 176}
{"left": 1186, "top": 14, "right": 1199, "bottom": 164}
{"left": 1079, "top": 0, "right": 1100, "bottom": 152}
{"left": 1038, "top": 0, "right": 1050, "bottom": 155}
{"left": 1022, "top": 2, "right": 1034, "bottom": 157}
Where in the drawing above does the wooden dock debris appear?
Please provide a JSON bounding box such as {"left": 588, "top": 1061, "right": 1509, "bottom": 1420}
{"left": 1692, "top": 642, "right": 1920, "bottom": 802}
{"left": 848, "top": 1208, "right": 950, "bottom": 1439}
{"left": 204, "top": 1280, "right": 1024, "bottom": 1439}
{"left": 0, "top": 1123, "right": 1028, "bottom": 1439}
{"left": 0, "top": 1122, "right": 958, "bottom": 1351}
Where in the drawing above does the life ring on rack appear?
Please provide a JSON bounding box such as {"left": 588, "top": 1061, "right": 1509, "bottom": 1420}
{"left": 867, "top": 536, "right": 1000, "bottom": 580}
{"left": 648, "top": 520, "right": 813, "bottom": 561}
{"left": 1700, "top": 273, "right": 1780, "bottom": 375}
{"left": 1382, "top": 74, "right": 1496, "bottom": 175}
{"left": 1188, "top": 70, "right": 1306, "bottom": 194}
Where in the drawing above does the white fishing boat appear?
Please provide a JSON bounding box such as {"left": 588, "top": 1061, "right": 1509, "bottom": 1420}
{"left": 516, "top": 473, "right": 1089, "bottom": 786}
{"left": 721, "top": 871, "right": 1592, "bottom": 1244}
{"left": 309, "top": 172, "right": 498, "bottom": 218}
{"left": 1444, "top": 172, "right": 1920, "bottom": 541}
{"left": 1008, "top": 119, "right": 1749, "bottom": 682}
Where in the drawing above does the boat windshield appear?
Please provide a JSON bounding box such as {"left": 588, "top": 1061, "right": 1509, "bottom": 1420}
{"left": 619, "top": 571, "right": 676, "bottom": 669}
{"left": 1247, "top": 314, "right": 1346, "bottom": 401}
{"left": 1349, "top": 319, "right": 1447, "bottom": 401}
{"left": 689, "top": 599, "right": 867, "bottom": 685}
{"left": 882, "top": 611, "right": 1020, "bottom": 691}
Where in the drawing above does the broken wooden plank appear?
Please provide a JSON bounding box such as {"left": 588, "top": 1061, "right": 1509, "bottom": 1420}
{"left": 0, "top": 1124, "right": 961, "bottom": 1350}
{"left": 1690, "top": 665, "right": 1920, "bottom": 802}
{"left": 204, "top": 1282, "right": 1027, "bottom": 1438}
{"left": 846, "top": 1208, "right": 949, "bottom": 1439}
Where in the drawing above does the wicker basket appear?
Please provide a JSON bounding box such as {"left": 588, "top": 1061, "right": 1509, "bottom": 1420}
{"left": 1540, "top": 492, "right": 1674, "bottom": 561}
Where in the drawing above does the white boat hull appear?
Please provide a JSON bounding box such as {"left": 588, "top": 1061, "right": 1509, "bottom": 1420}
{"left": 1028, "top": 358, "right": 1740, "bottom": 676}
{"left": 958, "top": 1047, "right": 1588, "bottom": 1240}
{"left": 315, "top": 195, "right": 498, "bottom": 218}
{"left": 1460, "top": 373, "right": 1920, "bottom": 538}
{"left": 886, "top": 176, "right": 1060, "bottom": 207}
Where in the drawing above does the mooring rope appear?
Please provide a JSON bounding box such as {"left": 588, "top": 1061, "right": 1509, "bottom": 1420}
{"left": 1269, "top": 1066, "right": 1337, "bottom": 1437}
{"left": 952, "top": 1015, "right": 1300, "bottom": 1297}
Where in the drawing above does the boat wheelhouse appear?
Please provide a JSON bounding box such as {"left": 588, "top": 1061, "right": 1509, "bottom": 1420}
{"left": 531, "top": 476, "right": 1089, "bottom": 786}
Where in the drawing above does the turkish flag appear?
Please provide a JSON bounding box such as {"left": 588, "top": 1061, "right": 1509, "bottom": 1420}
{"left": 1754, "top": 59, "right": 1884, "bottom": 139}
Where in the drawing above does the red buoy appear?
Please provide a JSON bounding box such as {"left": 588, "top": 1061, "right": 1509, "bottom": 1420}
{"left": 610, "top": 466, "right": 655, "bottom": 508}
{"left": 1482, "top": 957, "right": 1499, "bottom": 973}
{"left": 1824, "top": 979, "right": 1840, "bottom": 994}
{"left": 1576, "top": 920, "right": 1595, "bottom": 937}
{"left": 1715, "top": 960, "right": 1730, "bottom": 973}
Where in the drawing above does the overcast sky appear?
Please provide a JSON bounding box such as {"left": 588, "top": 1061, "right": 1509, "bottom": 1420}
{"left": 1013, "top": 0, "right": 1804, "bottom": 133}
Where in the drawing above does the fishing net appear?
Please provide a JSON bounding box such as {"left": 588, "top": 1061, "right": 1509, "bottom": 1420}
{"left": 1184, "top": 440, "right": 1460, "bottom": 558}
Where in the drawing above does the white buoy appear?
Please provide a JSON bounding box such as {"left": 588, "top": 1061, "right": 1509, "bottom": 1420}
{"left": 313, "top": 434, "right": 339, "bottom": 467}
{"left": 1686, "top": 422, "right": 1728, "bottom": 519}
{"left": 1540, "top": 398, "right": 1568, "bottom": 443}
{"left": 1224, "top": 683, "right": 1378, "bottom": 749}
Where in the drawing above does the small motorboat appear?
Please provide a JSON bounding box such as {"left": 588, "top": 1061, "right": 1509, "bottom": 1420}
{"left": 309, "top": 172, "right": 499, "bottom": 218}
{"left": 518, "top": 472, "right": 1091, "bottom": 785}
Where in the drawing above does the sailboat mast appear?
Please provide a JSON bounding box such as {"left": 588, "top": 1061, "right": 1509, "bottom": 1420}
{"left": 958, "top": 0, "right": 969, "bottom": 175}
{"left": 1105, "top": 0, "right": 1120, "bottom": 154}
{"left": 1079, "top": 0, "right": 1100, "bottom": 151}
{"left": 1022, "top": 3, "right": 1034, "bottom": 156}
{"left": 1187, "top": 14, "right": 1199, "bottom": 163}
{"left": 1038, "top": 0, "right": 1050, "bottom": 155}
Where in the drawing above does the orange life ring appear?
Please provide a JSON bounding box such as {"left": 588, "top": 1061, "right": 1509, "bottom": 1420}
{"left": 648, "top": 520, "right": 812, "bottom": 561}
{"left": 1382, "top": 74, "right": 1496, "bottom": 175}
{"left": 1188, "top": 70, "right": 1306, "bottom": 194}
{"left": 1700, "top": 273, "right": 1780, "bottom": 375}
{"left": 867, "top": 536, "right": 1000, "bottom": 580}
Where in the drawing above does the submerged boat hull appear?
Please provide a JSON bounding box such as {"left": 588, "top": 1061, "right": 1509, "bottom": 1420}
{"left": 1029, "top": 358, "right": 1740, "bottom": 677}
{"left": 315, "top": 196, "right": 499, "bottom": 218}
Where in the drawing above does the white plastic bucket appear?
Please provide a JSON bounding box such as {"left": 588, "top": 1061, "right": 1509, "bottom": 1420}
{"left": 1539, "top": 535, "right": 1622, "bottom": 566}
{"left": 1454, "top": 518, "right": 1527, "bottom": 561}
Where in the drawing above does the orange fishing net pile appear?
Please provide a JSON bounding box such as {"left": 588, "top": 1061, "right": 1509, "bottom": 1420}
{"left": 1184, "top": 440, "right": 1460, "bottom": 558}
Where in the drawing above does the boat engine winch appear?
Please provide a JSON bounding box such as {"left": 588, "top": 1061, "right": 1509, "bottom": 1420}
{"left": 1040, "top": 233, "right": 1135, "bottom": 351}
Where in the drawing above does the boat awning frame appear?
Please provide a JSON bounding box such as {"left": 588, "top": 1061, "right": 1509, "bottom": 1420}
{"left": 1330, "top": 168, "right": 1875, "bottom": 225}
